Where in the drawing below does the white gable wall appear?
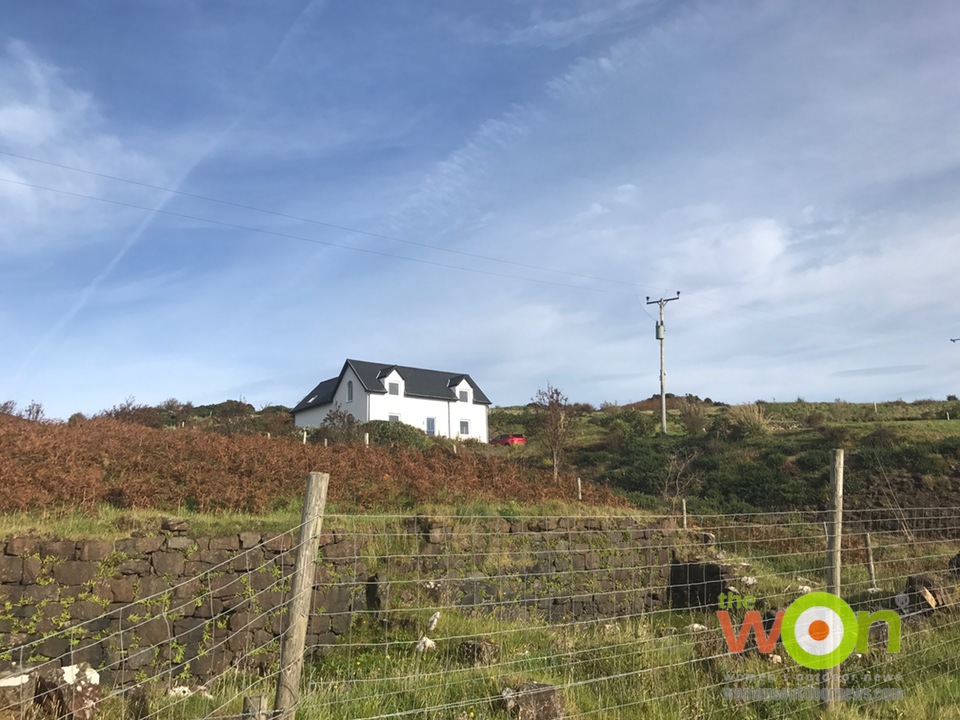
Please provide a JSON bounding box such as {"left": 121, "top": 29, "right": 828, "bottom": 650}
{"left": 293, "top": 365, "right": 367, "bottom": 428}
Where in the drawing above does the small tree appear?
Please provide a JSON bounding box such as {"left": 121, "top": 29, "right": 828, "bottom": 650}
{"left": 319, "top": 403, "right": 362, "bottom": 444}
{"left": 532, "top": 383, "right": 572, "bottom": 483}
{"left": 19, "top": 400, "right": 45, "bottom": 423}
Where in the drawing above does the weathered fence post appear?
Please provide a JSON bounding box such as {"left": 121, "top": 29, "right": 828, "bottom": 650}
{"left": 577, "top": 477, "right": 582, "bottom": 501}
{"left": 273, "top": 471, "right": 330, "bottom": 720}
{"left": 682, "top": 498, "right": 688, "bottom": 529}
{"left": 242, "top": 695, "right": 269, "bottom": 720}
{"left": 821, "top": 449, "right": 844, "bottom": 711}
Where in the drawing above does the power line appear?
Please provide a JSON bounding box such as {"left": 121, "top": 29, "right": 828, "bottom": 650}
{"left": 0, "top": 147, "right": 655, "bottom": 293}
{"left": 0, "top": 174, "right": 644, "bottom": 297}
{"left": 0, "top": 150, "right": 926, "bottom": 345}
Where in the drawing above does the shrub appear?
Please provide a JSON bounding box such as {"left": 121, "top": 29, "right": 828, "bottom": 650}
{"left": 317, "top": 404, "right": 362, "bottom": 444}
{"left": 819, "top": 425, "right": 852, "bottom": 447}
{"left": 676, "top": 397, "right": 708, "bottom": 435}
{"left": 863, "top": 425, "right": 901, "bottom": 449}
{"left": 724, "top": 403, "right": 769, "bottom": 440}
{"left": 803, "top": 411, "right": 827, "bottom": 430}
{"left": 361, "top": 420, "right": 431, "bottom": 450}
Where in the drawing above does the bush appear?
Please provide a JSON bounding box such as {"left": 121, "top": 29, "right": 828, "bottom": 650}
{"left": 721, "top": 404, "right": 769, "bottom": 440}
{"left": 676, "top": 397, "right": 708, "bottom": 435}
{"left": 603, "top": 409, "right": 657, "bottom": 452}
{"left": 317, "top": 404, "right": 363, "bottom": 444}
{"left": 803, "top": 411, "right": 827, "bottom": 430}
{"left": 819, "top": 425, "right": 852, "bottom": 447}
{"left": 362, "top": 420, "right": 431, "bottom": 450}
{"left": 863, "top": 425, "right": 901, "bottom": 449}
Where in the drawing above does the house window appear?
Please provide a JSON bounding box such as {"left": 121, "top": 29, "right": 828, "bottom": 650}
{"left": 347, "top": 381, "right": 353, "bottom": 403}
{"left": 459, "top": 390, "right": 468, "bottom": 402}
{"left": 426, "top": 417, "right": 435, "bottom": 435}
{"left": 389, "top": 414, "right": 400, "bottom": 422}
{"left": 389, "top": 382, "right": 399, "bottom": 395}
{"left": 459, "top": 420, "right": 469, "bottom": 435}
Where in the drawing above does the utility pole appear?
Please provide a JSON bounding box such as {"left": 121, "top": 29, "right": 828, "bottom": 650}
{"left": 646, "top": 291, "right": 680, "bottom": 434}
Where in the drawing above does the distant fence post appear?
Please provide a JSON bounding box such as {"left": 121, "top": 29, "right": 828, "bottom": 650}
{"left": 364, "top": 432, "right": 369, "bottom": 446}
{"left": 273, "top": 471, "right": 329, "bottom": 720}
{"left": 821, "top": 449, "right": 844, "bottom": 710}
{"left": 577, "top": 477, "right": 582, "bottom": 501}
{"left": 865, "top": 532, "right": 877, "bottom": 589}
{"left": 681, "top": 498, "right": 687, "bottom": 529}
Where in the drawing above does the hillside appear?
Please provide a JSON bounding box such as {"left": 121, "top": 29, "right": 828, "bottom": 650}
{"left": 490, "top": 397, "right": 960, "bottom": 513}
{"left": 0, "top": 414, "right": 617, "bottom": 514}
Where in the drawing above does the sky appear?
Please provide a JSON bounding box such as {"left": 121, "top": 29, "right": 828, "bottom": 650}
{"left": 2, "top": 0, "right": 960, "bottom": 420}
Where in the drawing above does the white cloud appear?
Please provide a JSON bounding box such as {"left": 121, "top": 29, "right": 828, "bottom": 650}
{"left": 0, "top": 41, "right": 196, "bottom": 257}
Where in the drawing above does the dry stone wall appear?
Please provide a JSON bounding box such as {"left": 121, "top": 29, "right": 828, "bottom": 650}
{"left": 0, "top": 516, "right": 674, "bottom": 686}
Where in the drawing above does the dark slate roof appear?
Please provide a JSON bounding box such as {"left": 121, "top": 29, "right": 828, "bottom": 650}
{"left": 292, "top": 359, "right": 491, "bottom": 413}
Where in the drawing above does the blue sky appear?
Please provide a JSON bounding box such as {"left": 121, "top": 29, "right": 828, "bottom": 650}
{"left": 2, "top": 1, "right": 960, "bottom": 420}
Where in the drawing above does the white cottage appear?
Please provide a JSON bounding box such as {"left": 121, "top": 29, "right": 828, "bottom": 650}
{"left": 292, "top": 359, "right": 490, "bottom": 442}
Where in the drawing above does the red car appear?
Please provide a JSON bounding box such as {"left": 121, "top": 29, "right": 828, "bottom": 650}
{"left": 490, "top": 433, "right": 527, "bottom": 446}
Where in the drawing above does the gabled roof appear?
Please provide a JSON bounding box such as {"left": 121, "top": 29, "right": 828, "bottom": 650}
{"left": 292, "top": 359, "right": 491, "bottom": 413}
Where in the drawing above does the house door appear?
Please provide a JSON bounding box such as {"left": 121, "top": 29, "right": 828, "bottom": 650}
{"left": 426, "top": 417, "right": 435, "bottom": 435}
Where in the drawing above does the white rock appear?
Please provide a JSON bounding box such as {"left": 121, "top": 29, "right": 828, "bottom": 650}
{"left": 415, "top": 636, "right": 436, "bottom": 652}
{"left": 425, "top": 611, "right": 441, "bottom": 632}
{"left": 60, "top": 665, "right": 99, "bottom": 686}
{"left": 741, "top": 576, "right": 757, "bottom": 587}
{"left": 168, "top": 686, "right": 192, "bottom": 698}
{"left": 768, "top": 654, "right": 783, "bottom": 664}
{"left": 686, "top": 623, "right": 708, "bottom": 632}
{"left": 798, "top": 585, "right": 812, "bottom": 595}
{"left": 0, "top": 674, "right": 30, "bottom": 688}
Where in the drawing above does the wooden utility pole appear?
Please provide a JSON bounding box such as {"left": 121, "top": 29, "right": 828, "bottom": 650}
{"left": 274, "top": 472, "right": 329, "bottom": 720}
{"left": 821, "top": 449, "right": 844, "bottom": 711}
{"left": 646, "top": 292, "right": 680, "bottom": 434}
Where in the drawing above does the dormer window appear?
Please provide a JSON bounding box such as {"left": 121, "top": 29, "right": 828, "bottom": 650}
{"left": 459, "top": 390, "right": 468, "bottom": 402}
{"left": 347, "top": 381, "right": 354, "bottom": 403}
{"left": 389, "top": 382, "right": 400, "bottom": 396}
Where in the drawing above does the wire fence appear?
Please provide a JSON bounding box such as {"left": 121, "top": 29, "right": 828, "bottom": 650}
{"left": 0, "top": 501, "right": 958, "bottom": 720}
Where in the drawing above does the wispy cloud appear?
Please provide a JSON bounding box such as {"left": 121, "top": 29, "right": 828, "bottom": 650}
{"left": 3, "top": 2, "right": 960, "bottom": 417}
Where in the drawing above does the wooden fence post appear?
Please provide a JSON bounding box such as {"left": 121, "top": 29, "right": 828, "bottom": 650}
{"left": 821, "top": 449, "right": 844, "bottom": 711}
{"left": 273, "top": 472, "right": 329, "bottom": 720}
{"left": 242, "top": 695, "right": 269, "bottom": 720}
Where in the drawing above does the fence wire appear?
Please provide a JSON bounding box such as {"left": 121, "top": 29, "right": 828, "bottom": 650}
{"left": 0, "top": 506, "right": 957, "bottom": 720}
